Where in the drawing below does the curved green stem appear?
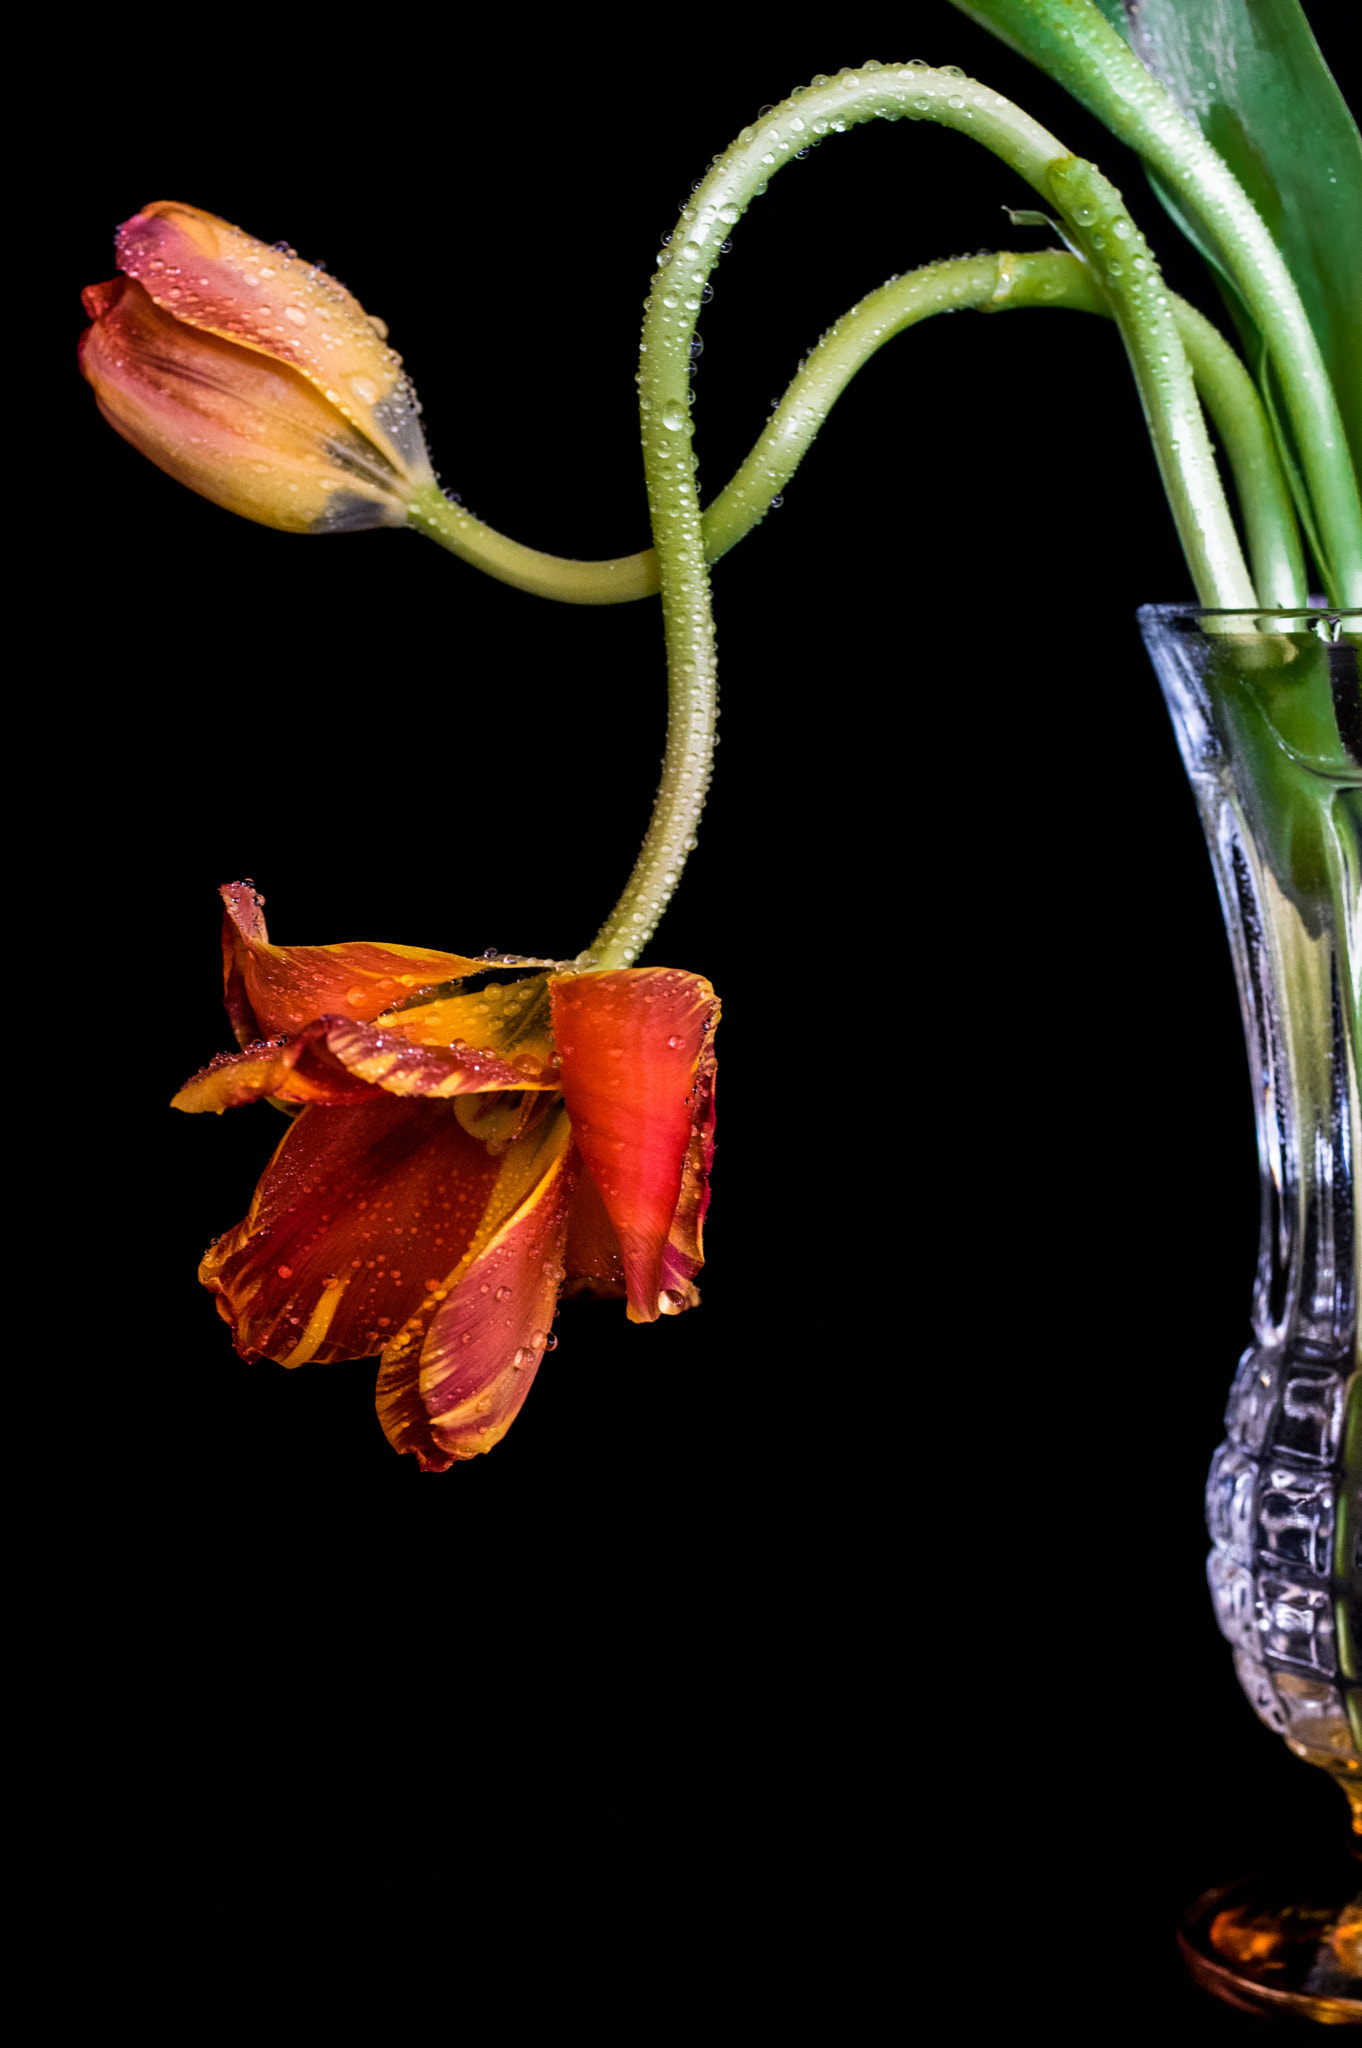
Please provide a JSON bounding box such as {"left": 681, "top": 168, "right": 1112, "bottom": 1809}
{"left": 409, "top": 255, "right": 1012, "bottom": 602}
{"left": 409, "top": 254, "right": 1008, "bottom": 601}
{"left": 739, "top": 252, "right": 1302, "bottom": 607}
{"left": 408, "top": 486, "right": 657, "bottom": 603}
{"left": 577, "top": 60, "right": 1256, "bottom": 964}
{"left": 951, "top": 0, "right": 1362, "bottom": 606}
{"left": 406, "top": 69, "right": 1304, "bottom": 960}
{"left": 1167, "top": 301, "right": 1307, "bottom": 611}
{"left": 1045, "top": 154, "right": 1254, "bottom": 608}
{"left": 985, "top": 250, "right": 1304, "bottom": 608}
{"left": 413, "top": 246, "right": 1302, "bottom": 615}
{"left": 673, "top": 252, "right": 1005, "bottom": 566}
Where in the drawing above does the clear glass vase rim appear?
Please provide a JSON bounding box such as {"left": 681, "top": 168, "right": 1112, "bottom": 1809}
{"left": 1140, "top": 601, "right": 1361, "bottom": 618}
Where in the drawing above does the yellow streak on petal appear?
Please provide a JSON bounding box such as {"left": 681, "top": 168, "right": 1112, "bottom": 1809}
{"left": 418, "top": 1113, "right": 573, "bottom": 1416}
{"left": 277, "top": 1274, "right": 350, "bottom": 1367}
{"left": 349, "top": 1051, "right": 399, "bottom": 1083}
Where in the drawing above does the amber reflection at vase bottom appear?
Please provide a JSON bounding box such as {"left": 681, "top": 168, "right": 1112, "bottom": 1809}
{"left": 1179, "top": 1856, "right": 1362, "bottom": 2023}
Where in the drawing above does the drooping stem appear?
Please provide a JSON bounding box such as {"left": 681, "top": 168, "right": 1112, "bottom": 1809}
{"left": 410, "top": 253, "right": 1012, "bottom": 602}
{"left": 413, "top": 239, "right": 1304, "bottom": 632}
{"left": 407, "top": 488, "right": 657, "bottom": 602}
{"left": 411, "top": 246, "right": 1303, "bottom": 618}
{"left": 584, "top": 61, "right": 1258, "bottom": 966}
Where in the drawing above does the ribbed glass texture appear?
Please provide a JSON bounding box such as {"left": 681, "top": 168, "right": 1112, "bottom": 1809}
{"left": 1142, "top": 603, "right": 1361, "bottom": 1808}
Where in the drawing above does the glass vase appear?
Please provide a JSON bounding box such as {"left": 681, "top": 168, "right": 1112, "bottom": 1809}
{"left": 1141, "top": 602, "right": 1361, "bottom": 2023}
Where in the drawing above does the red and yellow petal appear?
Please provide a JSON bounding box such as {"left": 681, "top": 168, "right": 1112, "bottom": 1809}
{"left": 174, "top": 1011, "right": 558, "bottom": 1119}
{"left": 323, "top": 1015, "right": 557, "bottom": 1095}
{"left": 219, "top": 881, "right": 486, "bottom": 1041}
{"left": 79, "top": 276, "right": 414, "bottom": 534}
{"left": 561, "top": 1159, "right": 627, "bottom": 1300}
{"left": 550, "top": 969, "right": 719, "bottom": 1323}
{"left": 200, "top": 1096, "right": 500, "bottom": 1367}
{"left": 375, "top": 1110, "right": 578, "bottom": 1468}
{"left": 114, "top": 202, "right": 433, "bottom": 486}
{"left": 171, "top": 1022, "right": 376, "bottom": 1113}
{"left": 373, "top": 974, "right": 558, "bottom": 1074}
{"left": 656, "top": 1027, "right": 717, "bottom": 1313}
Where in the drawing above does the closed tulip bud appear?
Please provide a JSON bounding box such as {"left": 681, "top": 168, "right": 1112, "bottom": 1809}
{"left": 79, "top": 201, "right": 435, "bottom": 533}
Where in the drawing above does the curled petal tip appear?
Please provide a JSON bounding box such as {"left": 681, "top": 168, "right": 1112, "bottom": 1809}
{"left": 80, "top": 277, "right": 122, "bottom": 322}
{"left": 551, "top": 969, "right": 718, "bottom": 1323}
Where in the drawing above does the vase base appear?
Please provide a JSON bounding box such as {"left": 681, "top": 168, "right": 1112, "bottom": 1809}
{"left": 1178, "top": 1860, "right": 1362, "bottom": 2024}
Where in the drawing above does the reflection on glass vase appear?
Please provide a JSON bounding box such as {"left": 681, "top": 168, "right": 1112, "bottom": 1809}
{"left": 1142, "top": 602, "right": 1361, "bottom": 2024}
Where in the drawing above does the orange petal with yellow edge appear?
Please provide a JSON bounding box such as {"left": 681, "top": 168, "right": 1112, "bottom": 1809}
{"left": 115, "top": 202, "right": 432, "bottom": 485}
{"left": 219, "top": 881, "right": 486, "bottom": 1040}
{"left": 200, "top": 1096, "right": 500, "bottom": 1368}
{"left": 375, "top": 1110, "right": 578, "bottom": 1467}
{"left": 549, "top": 969, "right": 719, "bottom": 1323}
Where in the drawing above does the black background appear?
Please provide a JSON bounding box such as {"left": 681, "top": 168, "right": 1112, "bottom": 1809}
{"left": 23, "top": 2, "right": 1359, "bottom": 2032}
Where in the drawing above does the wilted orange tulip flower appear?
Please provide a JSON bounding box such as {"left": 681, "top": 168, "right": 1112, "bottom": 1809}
{"left": 79, "top": 202, "right": 434, "bottom": 531}
{"left": 173, "top": 885, "right": 719, "bottom": 1468}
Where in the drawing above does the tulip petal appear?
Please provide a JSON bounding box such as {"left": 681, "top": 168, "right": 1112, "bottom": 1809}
{"left": 375, "top": 1110, "right": 578, "bottom": 1466}
{"left": 219, "top": 882, "right": 485, "bottom": 1041}
{"left": 200, "top": 1097, "right": 501, "bottom": 1368}
{"left": 171, "top": 1022, "right": 376, "bottom": 1113}
{"left": 562, "top": 1162, "right": 627, "bottom": 1300}
{"left": 79, "top": 277, "right": 413, "bottom": 533}
{"left": 323, "top": 1015, "right": 558, "bottom": 1094}
{"left": 655, "top": 1050, "right": 717, "bottom": 1314}
{"left": 373, "top": 972, "right": 559, "bottom": 1074}
{"left": 549, "top": 970, "right": 719, "bottom": 1323}
{"left": 115, "top": 203, "right": 432, "bottom": 486}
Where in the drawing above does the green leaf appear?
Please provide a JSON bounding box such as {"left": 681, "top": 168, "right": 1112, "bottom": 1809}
{"left": 1090, "top": 0, "right": 1362, "bottom": 486}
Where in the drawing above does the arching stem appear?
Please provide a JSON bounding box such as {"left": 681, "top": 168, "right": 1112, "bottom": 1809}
{"left": 413, "top": 247, "right": 1303, "bottom": 616}
{"left": 583, "top": 61, "right": 1257, "bottom": 967}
